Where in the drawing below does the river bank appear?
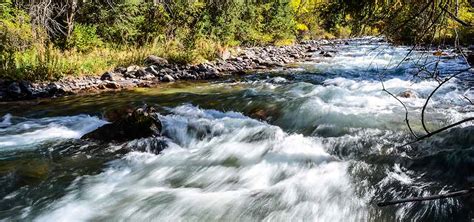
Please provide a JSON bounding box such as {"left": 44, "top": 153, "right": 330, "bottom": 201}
{"left": 2, "top": 38, "right": 473, "bottom": 102}
{"left": 0, "top": 38, "right": 371, "bottom": 102}
{"left": 0, "top": 43, "right": 309, "bottom": 101}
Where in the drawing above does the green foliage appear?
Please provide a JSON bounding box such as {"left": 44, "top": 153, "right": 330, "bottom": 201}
{"left": 14, "top": 46, "right": 73, "bottom": 81}
{"left": 0, "top": 2, "right": 35, "bottom": 79}
{"left": 67, "top": 24, "right": 103, "bottom": 52}
{"left": 1, "top": 0, "right": 472, "bottom": 82}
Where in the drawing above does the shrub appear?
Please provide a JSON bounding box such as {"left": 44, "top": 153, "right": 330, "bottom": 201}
{"left": 66, "top": 24, "right": 103, "bottom": 53}
{"left": 0, "top": 2, "right": 35, "bottom": 80}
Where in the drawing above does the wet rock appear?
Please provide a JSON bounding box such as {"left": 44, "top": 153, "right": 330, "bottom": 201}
{"left": 145, "top": 55, "right": 168, "bottom": 66}
{"left": 7, "top": 82, "right": 22, "bottom": 97}
{"left": 162, "top": 74, "right": 175, "bottom": 82}
{"left": 103, "top": 106, "right": 135, "bottom": 122}
{"left": 322, "top": 52, "right": 333, "bottom": 57}
{"left": 82, "top": 107, "right": 162, "bottom": 142}
{"left": 124, "top": 137, "right": 168, "bottom": 154}
{"left": 398, "top": 90, "right": 418, "bottom": 98}
{"left": 105, "top": 82, "right": 120, "bottom": 89}
{"left": 100, "top": 71, "right": 115, "bottom": 81}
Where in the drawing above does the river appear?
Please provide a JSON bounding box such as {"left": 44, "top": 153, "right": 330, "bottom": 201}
{"left": 0, "top": 38, "right": 473, "bottom": 221}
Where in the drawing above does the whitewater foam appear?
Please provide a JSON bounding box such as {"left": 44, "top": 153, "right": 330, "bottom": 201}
{"left": 0, "top": 113, "right": 12, "bottom": 128}
{"left": 0, "top": 115, "right": 106, "bottom": 151}
{"left": 35, "top": 105, "right": 367, "bottom": 222}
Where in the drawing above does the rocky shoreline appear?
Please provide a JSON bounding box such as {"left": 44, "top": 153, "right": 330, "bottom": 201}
{"left": 0, "top": 40, "right": 341, "bottom": 102}
{"left": 3, "top": 37, "right": 470, "bottom": 102}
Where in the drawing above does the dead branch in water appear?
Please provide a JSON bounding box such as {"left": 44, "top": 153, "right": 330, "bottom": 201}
{"left": 420, "top": 68, "right": 470, "bottom": 133}
{"left": 377, "top": 187, "right": 474, "bottom": 207}
{"left": 382, "top": 62, "right": 472, "bottom": 147}
{"left": 381, "top": 82, "right": 419, "bottom": 139}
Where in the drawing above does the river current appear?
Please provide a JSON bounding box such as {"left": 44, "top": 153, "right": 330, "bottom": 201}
{"left": 0, "top": 38, "right": 473, "bottom": 221}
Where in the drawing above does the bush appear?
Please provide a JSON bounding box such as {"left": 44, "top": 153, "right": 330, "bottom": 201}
{"left": 0, "top": 2, "right": 35, "bottom": 80}
{"left": 66, "top": 24, "right": 103, "bottom": 52}
{"left": 3, "top": 0, "right": 471, "bottom": 82}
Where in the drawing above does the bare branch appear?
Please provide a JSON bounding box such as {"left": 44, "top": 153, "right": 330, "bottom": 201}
{"left": 381, "top": 81, "right": 418, "bottom": 139}
{"left": 377, "top": 187, "right": 474, "bottom": 207}
{"left": 420, "top": 68, "right": 469, "bottom": 134}
{"left": 402, "top": 117, "right": 474, "bottom": 147}
{"left": 439, "top": 3, "right": 472, "bottom": 27}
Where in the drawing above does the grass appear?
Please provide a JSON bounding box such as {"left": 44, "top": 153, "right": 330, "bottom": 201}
{"left": 1, "top": 39, "right": 222, "bottom": 82}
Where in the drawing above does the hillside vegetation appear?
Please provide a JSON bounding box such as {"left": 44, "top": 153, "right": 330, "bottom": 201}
{"left": 1, "top": 0, "right": 473, "bottom": 81}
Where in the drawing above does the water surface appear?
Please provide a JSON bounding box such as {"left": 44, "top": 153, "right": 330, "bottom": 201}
{"left": 1, "top": 38, "right": 473, "bottom": 221}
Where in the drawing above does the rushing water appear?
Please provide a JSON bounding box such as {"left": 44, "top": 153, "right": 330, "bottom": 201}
{"left": 0, "top": 38, "right": 473, "bottom": 221}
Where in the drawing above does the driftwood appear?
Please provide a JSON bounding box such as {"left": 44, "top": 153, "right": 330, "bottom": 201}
{"left": 377, "top": 187, "right": 474, "bottom": 207}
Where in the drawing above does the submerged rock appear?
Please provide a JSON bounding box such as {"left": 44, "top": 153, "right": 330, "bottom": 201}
{"left": 82, "top": 107, "right": 162, "bottom": 142}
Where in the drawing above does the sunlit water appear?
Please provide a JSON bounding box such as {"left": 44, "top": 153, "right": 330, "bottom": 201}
{"left": 1, "top": 38, "right": 473, "bottom": 221}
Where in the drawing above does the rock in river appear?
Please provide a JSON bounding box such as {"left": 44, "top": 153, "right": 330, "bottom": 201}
{"left": 82, "top": 107, "right": 162, "bottom": 142}
{"left": 398, "top": 90, "right": 418, "bottom": 98}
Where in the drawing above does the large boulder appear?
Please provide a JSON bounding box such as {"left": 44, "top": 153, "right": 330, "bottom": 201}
{"left": 82, "top": 107, "right": 162, "bottom": 142}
